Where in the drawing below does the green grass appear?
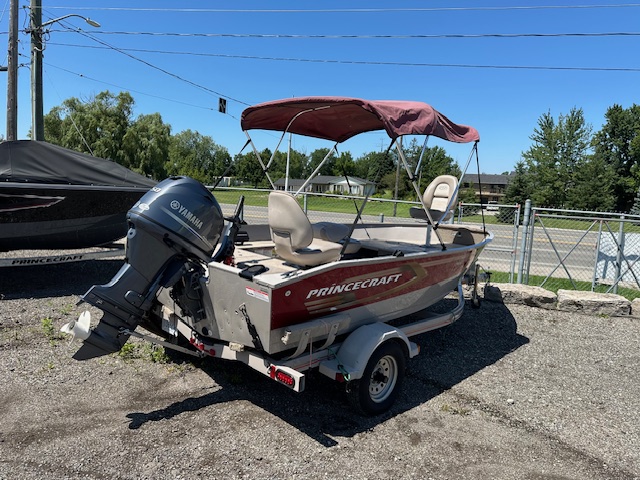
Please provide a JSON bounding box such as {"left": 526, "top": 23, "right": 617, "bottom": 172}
{"left": 307, "top": 196, "right": 414, "bottom": 217}
{"left": 454, "top": 214, "right": 502, "bottom": 225}
{"left": 533, "top": 215, "right": 640, "bottom": 234}
{"left": 212, "top": 189, "right": 270, "bottom": 208}
{"left": 213, "top": 188, "right": 417, "bottom": 218}
{"left": 212, "top": 187, "right": 640, "bottom": 233}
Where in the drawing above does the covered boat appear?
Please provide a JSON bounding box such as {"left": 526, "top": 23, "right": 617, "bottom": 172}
{"left": 0, "top": 140, "right": 156, "bottom": 251}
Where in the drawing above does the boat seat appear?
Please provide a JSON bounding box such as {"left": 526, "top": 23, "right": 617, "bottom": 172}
{"left": 312, "top": 222, "right": 361, "bottom": 255}
{"left": 410, "top": 175, "right": 459, "bottom": 223}
{"left": 268, "top": 191, "right": 342, "bottom": 267}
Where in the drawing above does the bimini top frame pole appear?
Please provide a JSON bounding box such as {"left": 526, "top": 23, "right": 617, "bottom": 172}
{"left": 394, "top": 138, "right": 446, "bottom": 249}
{"left": 295, "top": 143, "right": 338, "bottom": 196}
{"left": 244, "top": 131, "right": 276, "bottom": 190}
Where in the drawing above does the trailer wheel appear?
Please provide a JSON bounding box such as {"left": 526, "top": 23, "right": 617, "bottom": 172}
{"left": 347, "top": 341, "right": 406, "bottom": 415}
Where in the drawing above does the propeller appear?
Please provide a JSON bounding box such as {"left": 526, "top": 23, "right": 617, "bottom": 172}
{"left": 60, "top": 310, "right": 92, "bottom": 341}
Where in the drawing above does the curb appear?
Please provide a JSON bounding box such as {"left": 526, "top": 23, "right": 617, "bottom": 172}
{"left": 481, "top": 283, "right": 637, "bottom": 317}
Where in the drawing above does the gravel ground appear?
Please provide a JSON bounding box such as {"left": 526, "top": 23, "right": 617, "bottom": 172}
{"left": 0, "top": 256, "right": 638, "bottom": 480}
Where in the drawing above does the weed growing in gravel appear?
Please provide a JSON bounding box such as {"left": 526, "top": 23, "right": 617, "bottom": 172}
{"left": 41, "top": 317, "right": 64, "bottom": 345}
{"left": 116, "top": 342, "right": 170, "bottom": 364}
{"left": 441, "top": 403, "right": 471, "bottom": 416}
{"left": 118, "top": 342, "right": 138, "bottom": 361}
{"left": 145, "top": 344, "right": 170, "bottom": 364}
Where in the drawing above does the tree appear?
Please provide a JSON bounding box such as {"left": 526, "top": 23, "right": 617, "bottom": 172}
{"left": 521, "top": 108, "right": 592, "bottom": 208}
{"left": 401, "top": 140, "right": 461, "bottom": 194}
{"left": 122, "top": 113, "right": 171, "bottom": 180}
{"left": 592, "top": 104, "right": 640, "bottom": 212}
{"left": 44, "top": 91, "right": 134, "bottom": 163}
{"left": 234, "top": 149, "right": 270, "bottom": 187}
{"left": 565, "top": 155, "right": 615, "bottom": 211}
{"left": 304, "top": 148, "right": 335, "bottom": 177}
{"left": 267, "top": 149, "right": 306, "bottom": 181}
{"left": 354, "top": 151, "right": 396, "bottom": 184}
{"left": 458, "top": 182, "right": 478, "bottom": 204}
{"left": 504, "top": 161, "right": 534, "bottom": 206}
{"left": 630, "top": 187, "right": 640, "bottom": 217}
{"left": 333, "top": 151, "right": 355, "bottom": 177}
{"left": 167, "top": 130, "right": 231, "bottom": 185}
{"left": 43, "top": 90, "right": 172, "bottom": 180}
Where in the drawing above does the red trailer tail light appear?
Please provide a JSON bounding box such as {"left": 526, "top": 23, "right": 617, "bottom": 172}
{"left": 269, "top": 366, "right": 296, "bottom": 388}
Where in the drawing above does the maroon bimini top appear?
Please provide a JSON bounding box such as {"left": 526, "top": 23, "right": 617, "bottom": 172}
{"left": 240, "top": 96, "right": 479, "bottom": 144}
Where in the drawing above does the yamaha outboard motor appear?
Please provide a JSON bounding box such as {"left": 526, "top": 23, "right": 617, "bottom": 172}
{"left": 67, "top": 176, "right": 225, "bottom": 360}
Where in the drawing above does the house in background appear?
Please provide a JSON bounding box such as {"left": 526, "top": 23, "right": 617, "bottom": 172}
{"left": 274, "top": 175, "right": 376, "bottom": 196}
{"left": 461, "top": 173, "right": 513, "bottom": 205}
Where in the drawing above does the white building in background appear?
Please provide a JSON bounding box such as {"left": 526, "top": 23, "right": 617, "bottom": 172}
{"left": 274, "top": 175, "right": 376, "bottom": 196}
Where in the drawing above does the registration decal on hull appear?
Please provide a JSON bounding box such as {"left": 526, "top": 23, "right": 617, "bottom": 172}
{"left": 246, "top": 286, "right": 269, "bottom": 302}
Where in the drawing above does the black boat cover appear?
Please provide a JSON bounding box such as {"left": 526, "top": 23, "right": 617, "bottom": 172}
{"left": 0, "top": 140, "right": 156, "bottom": 187}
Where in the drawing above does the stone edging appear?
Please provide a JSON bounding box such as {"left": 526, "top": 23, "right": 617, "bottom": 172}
{"left": 482, "top": 283, "right": 638, "bottom": 316}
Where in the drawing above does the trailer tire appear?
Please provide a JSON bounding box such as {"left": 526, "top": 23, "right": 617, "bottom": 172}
{"left": 347, "top": 341, "right": 406, "bottom": 416}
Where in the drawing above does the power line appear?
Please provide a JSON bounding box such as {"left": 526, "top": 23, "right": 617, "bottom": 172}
{"left": 44, "top": 30, "right": 640, "bottom": 40}
{"left": 58, "top": 23, "right": 250, "bottom": 106}
{"left": 46, "top": 63, "right": 221, "bottom": 113}
{"left": 49, "top": 42, "right": 640, "bottom": 73}
{"left": 38, "top": 4, "right": 640, "bottom": 13}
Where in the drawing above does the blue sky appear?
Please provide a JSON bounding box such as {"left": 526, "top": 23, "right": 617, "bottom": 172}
{"left": 1, "top": 1, "right": 639, "bottom": 174}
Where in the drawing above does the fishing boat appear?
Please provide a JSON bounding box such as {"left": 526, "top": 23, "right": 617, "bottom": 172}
{"left": 0, "top": 140, "right": 156, "bottom": 251}
{"left": 62, "top": 97, "right": 492, "bottom": 414}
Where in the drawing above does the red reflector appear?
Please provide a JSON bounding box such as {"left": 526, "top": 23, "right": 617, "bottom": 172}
{"left": 335, "top": 373, "right": 346, "bottom": 383}
{"left": 274, "top": 370, "right": 295, "bottom": 387}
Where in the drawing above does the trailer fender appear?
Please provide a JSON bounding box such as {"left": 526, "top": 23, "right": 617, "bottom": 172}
{"left": 319, "top": 322, "right": 419, "bottom": 382}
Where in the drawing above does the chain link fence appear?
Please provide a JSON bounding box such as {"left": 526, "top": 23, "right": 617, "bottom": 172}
{"left": 519, "top": 204, "right": 640, "bottom": 300}
{"left": 213, "top": 187, "right": 640, "bottom": 300}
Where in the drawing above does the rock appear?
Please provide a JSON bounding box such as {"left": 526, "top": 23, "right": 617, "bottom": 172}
{"left": 484, "top": 283, "right": 556, "bottom": 309}
{"left": 631, "top": 298, "right": 640, "bottom": 316}
{"left": 556, "top": 289, "right": 631, "bottom": 316}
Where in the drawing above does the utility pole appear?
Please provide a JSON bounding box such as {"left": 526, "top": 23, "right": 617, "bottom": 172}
{"left": 5, "top": 0, "right": 19, "bottom": 140}
{"left": 28, "top": 2, "right": 99, "bottom": 142}
{"left": 30, "top": 0, "right": 44, "bottom": 141}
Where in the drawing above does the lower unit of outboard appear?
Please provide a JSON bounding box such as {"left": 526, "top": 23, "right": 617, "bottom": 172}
{"left": 69, "top": 176, "right": 225, "bottom": 360}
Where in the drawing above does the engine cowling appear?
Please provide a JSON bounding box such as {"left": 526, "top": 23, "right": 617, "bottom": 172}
{"left": 128, "top": 176, "right": 224, "bottom": 263}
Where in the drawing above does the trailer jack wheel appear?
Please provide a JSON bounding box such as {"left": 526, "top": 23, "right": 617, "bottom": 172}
{"left": 347, "top": 341, "right": 406, "bottom": 416}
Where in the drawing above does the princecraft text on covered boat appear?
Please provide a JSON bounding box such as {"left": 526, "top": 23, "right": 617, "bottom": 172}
{"left": 61, "top": 97, "right": 493, "bottom": 415}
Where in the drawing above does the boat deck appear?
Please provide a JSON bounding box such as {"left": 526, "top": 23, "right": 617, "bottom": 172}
{"left": 231, "top": 233, "right": 469, "bottom": 278}
{"left": 220, "top": 222, "right": 491, "bottom": 291}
